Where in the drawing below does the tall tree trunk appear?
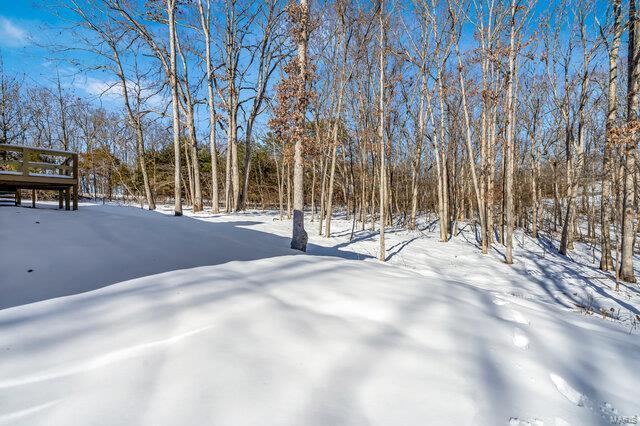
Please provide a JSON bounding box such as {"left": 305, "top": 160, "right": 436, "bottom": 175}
{"left": 559, "top": 40, "right": 590, "bottom": 255}
{"left": 531, "top": 145, "right": 539, "bottom": 239}
{"left": 410, "top": 73, "right": 427, "bottom": 230}
{"left": 323, "top": 16, "right": 348, "bottom": 238}
{"left": 290, "top": 0, "right": 309, "bottom": 251}
{"left": 56, "top": 72, "right": 69, "bottom": 151}
{"left": 601, "top": 0, "right": 621, "bottom": 271}
{"left": 223, "top": 0, "right": 240, "bottom": 212}
{"left": 487, "top": 74, "right": 497, "bottom": 244}
{"left": 111, "top": 46, "right": 155, "bottom": 210}
{"left": 168, "top": 0, "right": 182, "bottom": 216}
{"left": 184, "top": 137, "right": 195, "bottom": 205}
{"left": 209, "top": 114, "right": 219, "bottom": 213}
{"left": 454, "top": 37, "right": 486, "bottom": 249}
{"left": 241, "top": 130, "right": 252, "bottom": 209}
{"left": 360, "top": 143, "right": 368, "bottom": 231}
{"left": 318, "top": 152, "right": 328, "bottom": 235}
{"left": 621, "top": 0, "right": 639, "bottom": 282}
{"left": 287, "top": 163, "right": 292, "bottom": 218}
{"left": 231, "top": 107, "right": 240, "bottom": 211}
{"left": 435, "top": 69, "right": 449, "bottom": 242}
{"left": 176, "top": 37, "right": 203, "bottom": 212}
{"left": 324, "top": 140, "right": 338, "bottom": 237}
{"left": 198, "top": 0, "right": 220, "bottom": 213}
{"left": 504, "top": 0, "right": 517, "bottom": 264}
{"left": 276, "top": 157, "right": 284, "bottom": 219}
{"left": 225, "top": 141, "right": 232, "bottom": 211}
{"left": 378, "top": 0, "right": 386, "bottom": 262}
{"left": 310, "top": 159, "right": 316, "bottom": 222}
{"left": 135, "top": 123, "right": 155, "bottom": 210}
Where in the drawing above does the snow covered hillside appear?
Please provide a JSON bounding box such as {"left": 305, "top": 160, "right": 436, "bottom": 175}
{"left": 1, "top": 203, "right": 639, "bottom": 425}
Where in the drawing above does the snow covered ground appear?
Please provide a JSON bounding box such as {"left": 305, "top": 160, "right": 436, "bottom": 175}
{"left": 1, "top": 202, "right": 639, "bottom": 425}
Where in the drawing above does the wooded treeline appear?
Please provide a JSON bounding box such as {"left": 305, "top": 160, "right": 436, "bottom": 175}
{"left": 1, "top": 0, "right": 639, "bottom": 281}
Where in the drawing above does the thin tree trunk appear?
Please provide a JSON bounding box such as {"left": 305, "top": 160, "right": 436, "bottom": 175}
{"left": 318, "top": 152, "right": 328, "bottom": 235}
{"left": 310, "top": 159, "right": 316, "bottom": 222}
{"left": 168, "top": 0, "right": 182, "bottom": 216}
{"left": 378, "top": 0, "right": 386, "bottom": 262}
{"left": 504, "top": 0, "right": 517, "bottom": 264}
{"left": 410, "top": 73, "right": 427, "bottom": 230}
{"left": 454, "top": 37, "right": 485, "bottom": 247}
{"left": 600, "top": 0, "right": 621, "bottom": 270}
{"left": 184, "top": 137, "right": 195, "bottom": 206}
{"left": 225, "top": 143, "right": 232, "bottom": 211}
{"left": 176, "top": 37, "right": 203, "bottom": 212}
{"left": 112, "top": 47, "right": 155, "bottom": 210}
{"left": 198, "top": 0, "right": 219, "bottom": 213}
{"left": 620, "top": 0, "right": 639, "bottom": 282}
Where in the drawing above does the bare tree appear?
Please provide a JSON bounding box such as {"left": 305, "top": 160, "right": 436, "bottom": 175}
{"left": 65, "top": 0, "right": 156, "bottom": 209}
{"left": 559, "top": 3, "right": 597, "bottom": 255}
{"left": 239, "top": 0, "right": 288, "bottom": 210}
{"left": 176, "top": 35, "right": 203, "bottom": 212}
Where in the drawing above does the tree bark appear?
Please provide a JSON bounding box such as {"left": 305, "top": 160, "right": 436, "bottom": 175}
{"left": 290, "top": 0, "right": 309, "bottom": 251}
{"left": 621, "top": 0, "right": 639, "bottom": 282}
{"left": 198, "top": 0, "right": 220, "bottom": 213}
{"left": 600, "top": 0, "right": 621, "bottom": 271}
{"left": 505, "top": 0, "right": 517, "bottom": 264}
{"left": 378, "top": 0, "right": 386, "bottom": 262}
{"left": 167, "top": 0, "right": 182, "bottom": 216}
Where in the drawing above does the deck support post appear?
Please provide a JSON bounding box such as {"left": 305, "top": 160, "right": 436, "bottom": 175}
{"left": 31, "top": 189, "right": 36, "bottom": 208}
{"left": 59, "top": 190, "right": 64, "bottom": 209}
{"left": 72, "top": 185, "right": 78, "bottom": 211}
{"left": 16, "top": 189, "right": 21, "bottom": 206}
{"left": 72, "top": 154, "right": 78, "bottom": 211}
{"left": 65, "top": 188, "right": 70, "bottom": 211}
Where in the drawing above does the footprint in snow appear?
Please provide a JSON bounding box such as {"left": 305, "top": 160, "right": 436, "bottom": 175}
{"left": 549, "top": 373, "right": 586, "bottom": 406}
{"left": 499, "top": 307, "right": 530, "bottom": 325}
{"left": 513, "top": 328, "right": 530, "bottom": 349}
{"left": 507, "top": 309, "right": 530, "bottom": 325}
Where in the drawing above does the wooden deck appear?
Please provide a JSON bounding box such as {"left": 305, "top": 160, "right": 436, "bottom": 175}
{"left": 0, "top": 144, "right": 79, "bottom": 210}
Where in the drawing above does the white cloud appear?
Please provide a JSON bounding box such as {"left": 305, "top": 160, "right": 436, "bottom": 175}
{"left": 75, "top": 76, "right": 168, "bottom": 110}
{"left": 83, "top": 76, "right": 122, "bottom": 100}
{"left": 0, "top": 17, "right": 29, "bottom": 47}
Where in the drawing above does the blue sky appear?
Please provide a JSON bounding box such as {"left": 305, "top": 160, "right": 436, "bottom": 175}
{"left": 0, "top": 1, "right": 132, "bottom": 111}
{"left": 1, "top": 2, "right": 62, "bottom": 76}
{"left": 1, "top": 2, "right": 49, "bottom": 76}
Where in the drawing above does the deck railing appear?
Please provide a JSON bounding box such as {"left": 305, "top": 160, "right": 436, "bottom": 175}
{"left": 0, "top": 144, "right": 79, "bottom": 210}
{"left": 0, "top": 144, "right": 78, "bottom": 180}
